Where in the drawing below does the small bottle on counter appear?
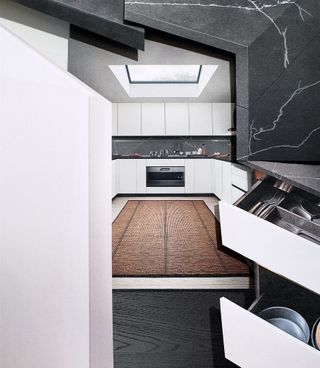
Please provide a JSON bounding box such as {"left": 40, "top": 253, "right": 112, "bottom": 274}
{"left": 201, "top": 144, "right": 206, "bottom": 155}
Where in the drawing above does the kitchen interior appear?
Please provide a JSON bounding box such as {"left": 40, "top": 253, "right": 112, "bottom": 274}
{"left": 1, "top": 1, "right": 320, "bottom": 368}
{"left": 70, "top": 33, "right": 252, "bottom": 282}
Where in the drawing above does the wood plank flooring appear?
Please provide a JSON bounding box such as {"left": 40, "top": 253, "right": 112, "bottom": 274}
{"left": 113, "top": 290, "right": 253, "bottom": 368}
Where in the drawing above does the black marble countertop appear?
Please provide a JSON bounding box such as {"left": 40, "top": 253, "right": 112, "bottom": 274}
{"left": 246, "top": 161, "right": 320, "bottom": 197}
{"left": 112, "top": 155, "right": 232, "bottom": 162}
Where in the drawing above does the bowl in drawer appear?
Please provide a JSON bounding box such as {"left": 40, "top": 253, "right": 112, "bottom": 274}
{"left": 311, "top": 317, "right": 320, "bottom": 350}
{"left": 258, "top": 307, "right": 310, "bottom": 343}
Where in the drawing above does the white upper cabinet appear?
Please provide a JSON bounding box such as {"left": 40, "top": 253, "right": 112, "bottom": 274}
{"left": 112, "top": 103, "right": 118, "bottom": 136}
{"left": 165, "top": 103, "right": 189, "bottom": 136}
{"left": 212, "top": 103, "right": 233, "bottom": 135}
{"left": 118, "top": 103, "right": 141, "bottom": 136}
{"left": 141, "top": 103, "right": 165, "bottom": 136}
{"left": 189, "top": 103, "right": 213, "bottom": 136}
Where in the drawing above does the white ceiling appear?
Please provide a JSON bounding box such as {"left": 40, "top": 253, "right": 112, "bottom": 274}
{"left": 68, "top": 37, "right": 232, "bottom": 103}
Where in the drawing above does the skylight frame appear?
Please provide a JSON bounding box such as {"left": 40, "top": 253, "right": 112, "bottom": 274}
{"left": 125, "top": 65, "right": 203, "bottom": 84}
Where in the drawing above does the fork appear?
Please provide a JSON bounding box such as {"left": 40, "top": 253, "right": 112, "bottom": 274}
{"left": 249, "top": 191, "right": 285, "bottom": 216}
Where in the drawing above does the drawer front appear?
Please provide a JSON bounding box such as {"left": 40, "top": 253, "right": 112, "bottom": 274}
{"left": 221, "top": 298, "right": 320, "bottom": 368}
{"left": 219, "top": 201, "right": 320, "bottom": 294}
{"left": 231, "top": 185, "right": 245, "bottom": 203}
{"left": 146, "top": 187, "right": 185, "bottom": 194}
{"left": 231, "top": 174, "right": 249, "bottom": 191}
{"left": 146, "top": 159, "right": 185, "bottom": 166}
{"left": 231, "top": 163, "right": 250, "bottom": 178}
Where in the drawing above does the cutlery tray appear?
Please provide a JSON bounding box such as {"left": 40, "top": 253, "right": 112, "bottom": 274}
{"left": 264, "top": 206, "right": 320, "bottom": 242}
{"left": 234, "top": 177, "right": 320, "bottom": 243}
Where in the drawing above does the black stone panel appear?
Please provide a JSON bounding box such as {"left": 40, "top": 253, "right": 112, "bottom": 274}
{"left": 11, "top": 0, "right": 145, "bottom": 49}
{"left": 125, "top": 0, "right": 283, "bottom": 48}
{"left": 236, "top": 105, "right": 249, "bottom": 160}
{"left": 243, "top": 35, "right": 320, "bottom": 162}
{"left": 248, "top": 3, "right": 320, "bottom": 107}
{"left": 245, "top": 161, "right": 320, "bottom": 197}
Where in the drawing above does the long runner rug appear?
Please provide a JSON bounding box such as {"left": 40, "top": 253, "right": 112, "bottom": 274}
{"left": 112, "top": 200, "right": 249, "bottom": 276}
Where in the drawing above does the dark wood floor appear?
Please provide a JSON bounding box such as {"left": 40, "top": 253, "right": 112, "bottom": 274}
{"left": 113, "top": 290, "right": 253, "bottom": 368}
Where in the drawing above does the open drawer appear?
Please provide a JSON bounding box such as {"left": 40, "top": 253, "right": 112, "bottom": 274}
{"left": 219, "top": 179, "right": 320, "bottom": 295}
{"left": 220, "top": 297, "right": 320, "bottom": 368}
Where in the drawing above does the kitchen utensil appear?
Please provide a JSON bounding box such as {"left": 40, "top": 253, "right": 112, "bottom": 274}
{"left": 281, "top": 222, "right": 320, "bottom": 244}
{"left": 256, "top": 193, "right": 285, "bottom": 218}
{"left": 299, "top": 200, "right": 320, "bottom": 221}
{"left": 258, "top": 307, "right": 310, "bottom": 343}
{"left": 311, "top": 317, "right": 320, "bottom": 350}
{"left": 249, "top": 191, "right": 284, "bottom": 216}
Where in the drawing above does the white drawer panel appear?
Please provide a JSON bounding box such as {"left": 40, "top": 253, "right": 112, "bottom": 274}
{"left": 146, "top": 187, "right": 185, "bottom": 194}
{"left": 231, "top": 173, "right": 249, "bottom": 191}
{"left": 231, "top": 163, "right": 250, "bottom": 178}
{"left": 146, "top": 159, "right": 185, "bottom": 166}
{"left": 219, "top": 201, "right": 320, "bottom": 294}
{"left": 220, "top": 298, "right": 320, "bottom": 368}
{"left": 231, "top": 185, "right": 245, "bottom": 203}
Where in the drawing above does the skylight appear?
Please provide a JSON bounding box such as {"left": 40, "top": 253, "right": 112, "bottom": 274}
{"left": 126, "top": 65, "right": 202, "bottom": 84}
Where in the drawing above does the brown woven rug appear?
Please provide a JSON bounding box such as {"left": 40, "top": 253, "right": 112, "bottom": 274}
{"left": 112, "top": 200, "right": 249, "bottom": 277}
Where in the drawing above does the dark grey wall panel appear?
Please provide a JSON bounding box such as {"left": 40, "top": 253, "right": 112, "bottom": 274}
{"left": 11, "top": 0, "right": 145, "bottom": 49}
{"left": 124, "top": 0, "right": 320, "bottom": 166}
{"left": 244, "top": 35, "right": 320, "bottom": 162}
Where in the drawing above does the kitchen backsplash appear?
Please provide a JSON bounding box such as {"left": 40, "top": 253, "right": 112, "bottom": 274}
{"left": 112, "top": 136, "right": 233, "bottom": 157}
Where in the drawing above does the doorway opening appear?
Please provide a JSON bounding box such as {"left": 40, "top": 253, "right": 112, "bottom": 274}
{"left": 68, "top": 28, "right": 250, "bottom": 288}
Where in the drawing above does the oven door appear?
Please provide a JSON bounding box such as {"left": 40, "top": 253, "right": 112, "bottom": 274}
{"left": 146, "top": 166, "right": 185, "bottom": 187}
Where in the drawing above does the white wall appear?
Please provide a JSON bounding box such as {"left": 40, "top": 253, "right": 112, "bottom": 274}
{"left": 0, "top": 24, "right": 113, "bottom": 368}
{"left": 0, "top": 0, "right": 69, "bottom": 69}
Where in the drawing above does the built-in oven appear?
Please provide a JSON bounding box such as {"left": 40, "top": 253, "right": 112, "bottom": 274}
{"left": 146, "top": 166, "right": 185, "bottom": 187}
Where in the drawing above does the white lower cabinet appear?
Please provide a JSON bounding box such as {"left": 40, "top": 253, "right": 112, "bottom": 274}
{"left": 112, "top": 160, "right": 119, "bottom": 198}
{"left": 219, "top": 200, "right": 320, "bottom": 294}
{"left": 222, "top": 162, "right": 232, "bottom": 203}
{"left": 194, "top": 160, "right": 212, "bottom": 193}
{"left": 113, "top": 159, "right": 250, "bottom": 198}
{"left": 231, "top": 185, "right": 246, "bottom": 203}
{"left": 118, "top": 159, "right": 137, "bottom": 194}
{"left": 214, "top": 160, "right": 223, "bottom": 199}
{"left": 185, "top": 159, "right": 195, "bottom": 193}
{"left": 220, "top": 298, "right": 320, "bottom": 368}
{"left": 137, "top": 159, "right": 147, "bottom": 193}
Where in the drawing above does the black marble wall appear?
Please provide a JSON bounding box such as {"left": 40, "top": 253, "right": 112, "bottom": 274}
{"left": 124, "top": 0, "right": 320, "bottom": 163}
{"left": 113, "top": 137, "right": 231, "bottom": 157}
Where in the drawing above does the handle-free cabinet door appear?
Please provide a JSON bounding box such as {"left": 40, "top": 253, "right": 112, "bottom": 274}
{"left": 194, "top": 160, "right": 212, "bottom": 193}
{"left": 212, "top": 103, "right": 233, "bottom": 135}
{"left": 112, "top": 103, "right": 118, "bottom": 136}
{"left": 118, "top": 103, "right": 141, "bottom": 136}
{"left": 185, "top": 159, "right": 195, "bottom": 193}
{"left": 189, "top": 103, "right": 212, "bottom": 135}
{"left": 165, "top": 103, "right": 189, "bottom": 136}
{"left": 118, "top": 159, "right": 137, "bottom": 193}
{"left": 142, "top": 103, "right": 165, "bottom": 135}
{"left": 221, "top": 298, "right": 320, "bottom": 368}
{"left": 219, "top": 200, "right": 320, "bottom": 294}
